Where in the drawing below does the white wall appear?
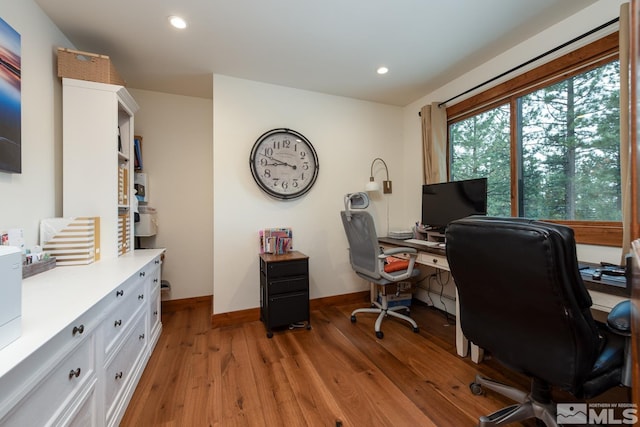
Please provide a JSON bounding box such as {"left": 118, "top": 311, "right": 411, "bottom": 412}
{"left": 0, "top": 1, "right": 73, "bottom": 245}
{"left": 128, "top": 89, "right": 213, "bottom": 300}
{"left": 2, "top": 0, "right": 627, "bottom": 316}
{"left": 212, "top": 75, "right": 405, "bottom": 314}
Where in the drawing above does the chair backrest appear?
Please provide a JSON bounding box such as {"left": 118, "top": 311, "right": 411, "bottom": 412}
{"left": 340, "top": 210, "right": 382, "bottom": 280}
{"left": 445, "top": 216, "right": 603, "bottom": 393}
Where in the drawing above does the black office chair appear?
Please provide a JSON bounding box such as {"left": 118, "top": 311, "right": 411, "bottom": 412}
{"left": 445, "top": 216, "right": 631, "bottom": 427}
{"left": 341, "top": 192, "right": 420, "bottom": 338}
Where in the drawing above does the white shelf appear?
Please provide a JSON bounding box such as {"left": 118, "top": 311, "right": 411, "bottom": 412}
{"left": 62, "top": 78, "right": 140, "bottom": 259}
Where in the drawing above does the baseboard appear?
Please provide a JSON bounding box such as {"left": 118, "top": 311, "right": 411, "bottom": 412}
{"left": 162, "top": 295, "right": 212, "bottom": 313}
{"left": 210, "top": 290, "right": 370, "bottom": 328}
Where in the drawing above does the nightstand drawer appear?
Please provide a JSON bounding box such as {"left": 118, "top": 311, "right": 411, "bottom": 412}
{"left": 269, "top": 276, "right": 308, "bottom": 295}
{"left": 266, "top": 259, "right": 308, "bottom": 278}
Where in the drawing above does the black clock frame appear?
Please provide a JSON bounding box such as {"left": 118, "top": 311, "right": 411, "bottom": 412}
{"left": 249, "top": 128, "right": 319, "bottom": 200}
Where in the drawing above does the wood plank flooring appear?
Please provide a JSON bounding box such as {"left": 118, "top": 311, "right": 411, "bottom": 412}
{"left": 121, "top": 298, "right": 628, "bottom": 426}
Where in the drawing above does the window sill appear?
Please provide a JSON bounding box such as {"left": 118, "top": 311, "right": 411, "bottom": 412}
{"left": 544, "top": 220, "right": 622, "bottom": 247}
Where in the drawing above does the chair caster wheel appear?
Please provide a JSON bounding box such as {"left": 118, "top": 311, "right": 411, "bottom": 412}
{"left": 413, "top": 327, "right": 419, "bottom": 333}
{"left": 376, "top": 331, "right": 384, "bottom": 339}
{"left": 469, "top": 382, "right": 483, "bottom": 395}
{"left": 350, "top": 315, "right": 357, "bottom": 323}
{"left": 267, "top": 331, "right": 273, "bottom": 339}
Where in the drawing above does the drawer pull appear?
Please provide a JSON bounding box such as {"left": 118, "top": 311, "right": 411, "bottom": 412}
{"left": 139, "top": 271, "right": 146, "bottom": 277}
{"left": 68, "top": 368, "right": 81, "bottom": 379}
{"left": 115, "top": 371, "right": 123, "bottom": 380}
{"left": 139, "top": 333, "right": 145, "bottom": 340}
{"left": 432, "top": 258, "right": 438, "bottom": 264}
{"left": 114, "top": 319, "right": 122, "bottom": 327}
{"left": 72, "top": 324, "right": 85, "bottom": 336}
{"left": 155, "top": 259, "right": 160, "bottom": 264}
{"left": 138, "top": 294, "right": 144, "bottom": 300}
{"left": 153, "top": 278, "right": 159, "bottom": 283}
{"left": 116, "top": 290, "right": 124, "bottom": 297}
{"left": 153, "top": 310, "right": 158, "bottom": 316}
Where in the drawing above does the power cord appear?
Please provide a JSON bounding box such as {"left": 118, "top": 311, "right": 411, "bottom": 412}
{"left": 427, "top": 270, "right": 455, "bottom": 325}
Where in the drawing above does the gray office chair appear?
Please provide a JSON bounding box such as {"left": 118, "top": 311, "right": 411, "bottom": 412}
{"left": 340, "top": 193, "right": 420, "bottom": 338}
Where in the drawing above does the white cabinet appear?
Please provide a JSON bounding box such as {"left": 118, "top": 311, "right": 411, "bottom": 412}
{"left": 0, "top": 249, "right": 164, "bottom": 427}
{"left": 62, "top": 78, "right": 140, "bottom": 259}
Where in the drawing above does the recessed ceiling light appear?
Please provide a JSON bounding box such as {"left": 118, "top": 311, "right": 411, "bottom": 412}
{"left": 377, "top": 66, "right": 389, "bottom": 75}
{"left": 168, "top": 15, "right": 187, "bottom": 29}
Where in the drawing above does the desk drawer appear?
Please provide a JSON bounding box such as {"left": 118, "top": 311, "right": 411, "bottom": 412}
{"left": 418, "top": 253, "right": 449, "bottom": 270}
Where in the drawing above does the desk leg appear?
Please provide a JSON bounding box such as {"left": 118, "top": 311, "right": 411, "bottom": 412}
{"left": 455, "top": 288, "right": 485, "bottom": 363}
{"left": 470, "top": 344, "right": 484, "bottom": 364}
{"left": 455, "top": 288, "right": 469, "bottom": 358}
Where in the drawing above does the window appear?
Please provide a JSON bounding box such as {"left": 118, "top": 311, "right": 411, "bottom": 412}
{"left": 447, "top": 33, "right": 623, "bottom": 246}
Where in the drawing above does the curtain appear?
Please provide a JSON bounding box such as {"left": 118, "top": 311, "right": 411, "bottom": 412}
{"left": 420, "top": 102, "right": 447, "bottom": 185}
{"left": 620, "top": 2, "right": 631, "bottom": 264}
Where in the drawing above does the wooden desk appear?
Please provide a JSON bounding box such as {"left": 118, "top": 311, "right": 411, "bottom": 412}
{"left": 378, "top": 237, "right": 474, "bottom": 360}
{"left": 379, "top": 237, "right": 629, "bottom": 363}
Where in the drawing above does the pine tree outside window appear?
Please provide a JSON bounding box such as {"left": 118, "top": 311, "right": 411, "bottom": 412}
{"left": 447, "top": 33, "right": 623, "bottom": 246}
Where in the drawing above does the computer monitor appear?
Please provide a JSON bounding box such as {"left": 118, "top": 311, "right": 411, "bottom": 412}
{"left": 421, "top": 178, "right": 488, "bottom": 232}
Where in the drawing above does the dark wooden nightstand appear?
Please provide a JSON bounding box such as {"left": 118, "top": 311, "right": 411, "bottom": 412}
{"left": 259, "top": 251, "right": 311, "bottom": 338}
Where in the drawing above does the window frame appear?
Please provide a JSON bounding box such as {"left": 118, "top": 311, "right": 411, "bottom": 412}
{"left": 446, "top": 32, "right": 626, "bottom": 246}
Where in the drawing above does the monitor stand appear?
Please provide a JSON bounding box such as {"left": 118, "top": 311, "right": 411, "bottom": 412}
{"left": 425, "top": 230, "right": 445, "bottom": 244}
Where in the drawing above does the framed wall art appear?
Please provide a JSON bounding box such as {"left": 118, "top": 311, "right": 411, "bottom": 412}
{"left": 0, "top": 17, "right": 20, "bottom": 174}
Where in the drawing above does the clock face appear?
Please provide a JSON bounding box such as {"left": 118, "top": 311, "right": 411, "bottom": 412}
{"left": 249, "top": 128, "right": 319, "bottom": 200}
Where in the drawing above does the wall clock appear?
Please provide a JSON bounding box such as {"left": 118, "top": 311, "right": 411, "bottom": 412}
{"left": 249, "top": 128, "right": 319, "bottom": 200}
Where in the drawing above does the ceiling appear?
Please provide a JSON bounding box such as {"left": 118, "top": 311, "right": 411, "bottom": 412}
{"left": 35, "top": 0, "right": 598, "bottom": 106}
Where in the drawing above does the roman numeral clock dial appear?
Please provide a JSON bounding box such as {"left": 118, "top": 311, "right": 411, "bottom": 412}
{"left": 249, "top": 128, "right": 319, "bottom": 200}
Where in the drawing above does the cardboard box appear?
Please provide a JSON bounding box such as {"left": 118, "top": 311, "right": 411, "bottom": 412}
{"left": 378, "top": 291, "right": 412, "bottom": 308}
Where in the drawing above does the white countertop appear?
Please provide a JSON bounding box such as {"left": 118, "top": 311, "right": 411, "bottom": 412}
{"left": 0, "top": 249, "right": 165, "bottom": 378}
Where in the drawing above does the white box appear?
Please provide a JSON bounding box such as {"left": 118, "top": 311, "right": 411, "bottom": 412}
{"left": 135, "top": 213, "right": 157, "bottom": 236}
{"left": 0, "top": 246, "right": 21, "bottom": 350}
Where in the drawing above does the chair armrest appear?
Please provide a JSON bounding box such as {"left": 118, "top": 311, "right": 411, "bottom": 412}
{"left": 607, "top": 300, "right": 631, "bottom": 337}
{"left": 377, "top": 248, "right": 418, "bottom": 282}
{"left": 379, "top": 247, "right": 418, "bottom": 257}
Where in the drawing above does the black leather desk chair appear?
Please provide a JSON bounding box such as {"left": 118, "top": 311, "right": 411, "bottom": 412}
{"left": 445, "top": 216, "right": 630, "bottom": 427}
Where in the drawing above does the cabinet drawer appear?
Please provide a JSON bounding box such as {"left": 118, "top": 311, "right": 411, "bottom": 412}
{"left": 149, "top": 285, "right": 161, "bottom": 339}
{"left": 267, "top": 259, "right": 308, "bottom": 278}
{"left": 105, "top": 310, "right": 147, "bottom": 425}
{"left": 269, "top": 276, "right": 308, "bottom": 295}
{"left": 0, "top": 334, "right": 96, "bottom": 427}
{"left": 268, "top": 291, "right": 309, "bottom": 328}
{"left": 62, "top": 379, "right": 97, "bottom": 427}
{"left": 103, "top": 276, "right": 146, "bottom": 356}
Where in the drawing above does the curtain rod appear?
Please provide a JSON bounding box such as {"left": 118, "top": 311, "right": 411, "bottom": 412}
{"left": 423, "top": 17, "right": 620, "bottom": 113}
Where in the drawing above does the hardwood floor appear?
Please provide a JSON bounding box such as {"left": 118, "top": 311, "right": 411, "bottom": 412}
{"left": 121, "top": 298, "right": 627, "bottom": 426}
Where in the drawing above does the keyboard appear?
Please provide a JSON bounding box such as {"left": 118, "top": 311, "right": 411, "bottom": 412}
{"left": 404, "top": 238, "right": 441, "bottom": 248}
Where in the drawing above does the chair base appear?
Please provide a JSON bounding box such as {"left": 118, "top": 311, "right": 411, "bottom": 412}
{"left": 350, "top": 300, "right": 419, "bottom": 339}
{"left": 471, "top": 374, "right": 558, "bottom": 427}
